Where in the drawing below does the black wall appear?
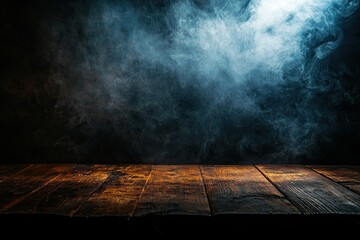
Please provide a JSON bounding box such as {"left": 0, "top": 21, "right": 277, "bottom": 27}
{"left": 1, "top": 1, "right": 360, "bottom": 164}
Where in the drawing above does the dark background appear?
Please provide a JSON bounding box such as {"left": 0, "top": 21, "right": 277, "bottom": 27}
{"left": 1, "top": 0, "right": 360, "bottom": 164}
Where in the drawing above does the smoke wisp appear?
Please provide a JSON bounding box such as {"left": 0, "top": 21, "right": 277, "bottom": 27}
{"left": 51, "top": 0, "right": 360, "bottom": 163}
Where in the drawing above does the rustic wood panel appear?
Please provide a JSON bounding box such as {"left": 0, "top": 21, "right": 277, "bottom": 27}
{"left": 6, "top": 165, "right": 114, "bottom": 216}
{"left": 134, "top": 165, "right": 210, "bottom": 216}
{"left": 310, "top": 166, "right": 360, "bottom": 194}
{"left": 77, "top": 165, "right": 153, "bottom": 217}
{"left": 257, "top": 165, "right": 360, "bottom": 214}
{"left": 0, "top": 164, "right": 359, "bottom": 217}
{"left": 0, "top": 164, "right": 72, "bottom": 213}
{"left": 201, "top": 165, "right": 299, "bottom": 214}
{"left": 0, "top": 164, "right": 31, "bottom": 182}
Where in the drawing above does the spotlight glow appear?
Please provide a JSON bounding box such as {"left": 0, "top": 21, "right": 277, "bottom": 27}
{"left": 165, "top": 0, "right": 359, "bottom": 83}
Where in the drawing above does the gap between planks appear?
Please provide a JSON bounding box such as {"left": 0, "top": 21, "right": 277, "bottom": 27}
{"left": 308, "top": 166, "right": 360, "bottom": 195}
{"left": 199, "top": 166, "right": 213, "bottom": 215}
{"left": 254, "top": 165, "right": 303, "bottom": 214}
{"left": 256, "top": 165, "right": 360, "bottom": 214}
{"left": 71, "top": 166, "right": 119, "bottom": 216}
{"left": 202, "top": 165, "right": 299, "bottom": 214}
{"left": 130, "top": 165, "right": 154, "bottom": 217}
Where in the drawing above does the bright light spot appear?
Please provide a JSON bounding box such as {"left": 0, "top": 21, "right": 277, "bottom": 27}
{"left": 169, "top": 0, "right": 359, "bottom": 83}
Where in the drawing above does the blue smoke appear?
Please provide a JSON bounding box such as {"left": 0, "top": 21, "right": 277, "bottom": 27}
{"left": 52, "top": 0, "right": 360, "bottom": 163}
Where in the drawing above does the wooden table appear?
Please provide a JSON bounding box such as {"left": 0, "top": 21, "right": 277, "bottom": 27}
{"left": 0, "top": 164, "right": 359, "bottom": 216}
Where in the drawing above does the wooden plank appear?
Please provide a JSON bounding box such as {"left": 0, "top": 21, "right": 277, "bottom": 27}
{"left": 134, "top": 165, "right": 210, "bottom": 216}
{"left": 0, "top": 164, "right": 72, "bottom": 213}
{"left": 310, "top": 166, "right": 360, "bottom": 194}
{"left": 77, "top": 165, "right": 153, "bottom": 217}
{"left": 201, "top": 165, "right": 299, "bottom": 214}
{"left": 6, "top": 164, "right": 114, "bottom": 216}
{"left": 0, "top": 164, "right": 31, "bottom": 182}
{"left": 257, "top": 165, "right": 360, "bottom": 214}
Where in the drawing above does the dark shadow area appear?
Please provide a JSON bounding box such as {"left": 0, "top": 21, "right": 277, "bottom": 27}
{"left": 0, "top": 214, "right": 359, "bottom": 238}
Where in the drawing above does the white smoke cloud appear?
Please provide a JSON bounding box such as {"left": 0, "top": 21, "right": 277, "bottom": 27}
{"left": 53, "top": 0, "right": 360, "bottom": 163}
{"left": 160, "top": 0, "right": 359, "bottom": 83}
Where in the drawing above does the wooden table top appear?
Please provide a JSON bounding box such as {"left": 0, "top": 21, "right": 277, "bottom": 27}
{"left": 0, "top": 164, "right": 359, "bottom": 216}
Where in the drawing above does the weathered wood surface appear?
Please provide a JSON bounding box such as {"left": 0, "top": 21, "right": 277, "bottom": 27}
{"left": 257, "top": 165, "right": 360, "bottom": 214}
{"left": 134, "top": 165, "right": 210, "bottom": 216}
{"left": 310, "top": 166, "right": 360, "bottom": 194}
{"left": 78, "top": 165, "right": 153, "bottom": 217}
{"left": 0, "top": 164, "right": 30, "bottom": 182}
{"left": 0, "top": 164, "right": 359, "bottom": 216}
{"left": 201, "top": 165, "right": 300, "bottom": 214}
{"left": 0, "top": 164, "right": 72, "bottom": 213}
{"left": 6, "top": 165, "right": 114, "bottom": 216}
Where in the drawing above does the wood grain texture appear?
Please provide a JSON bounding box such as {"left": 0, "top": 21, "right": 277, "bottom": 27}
{"left": 310, "top": 166, "right": 360, "bottom": 194}
{"left": 134, "top": 165, "right": 210, "bottom": 216}
{"left": 0, "top": 164, "right": 31, "bottom": 182}
{"left": 0, "top": 164, "right": 72, "bottom": 213}
{"left": 6, "top": 165, "right": 114, "bottom": 216}
{"left": 257, "top": 165, "right": 360, "bottom": 214}
{"left": 201, "top": 165, "right": 299, "bottom": 214}
{"left": 0, "top": 164, "right": 359, "bottom": 217}
{"left": 78, "top": 165, "right": 153, "bottom": 217}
